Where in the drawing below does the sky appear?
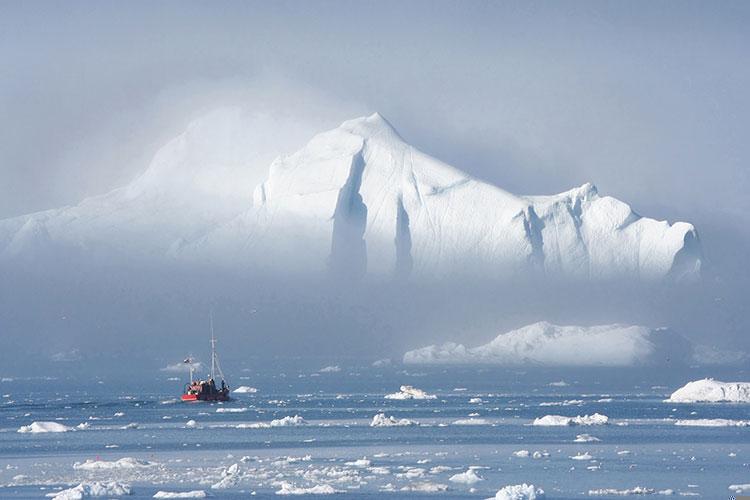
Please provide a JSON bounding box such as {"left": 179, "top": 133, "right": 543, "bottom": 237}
{"left": 1, "top": 1, "right": 748, "bottom": 368}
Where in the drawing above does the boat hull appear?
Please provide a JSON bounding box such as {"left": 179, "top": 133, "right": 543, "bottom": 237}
{"left": 181, "top": 392, "right": 230, "bottom": 402}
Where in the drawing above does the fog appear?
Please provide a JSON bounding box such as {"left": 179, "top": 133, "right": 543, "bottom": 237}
{"left": 1, "top": 2, "right": 748, "bottom": 374}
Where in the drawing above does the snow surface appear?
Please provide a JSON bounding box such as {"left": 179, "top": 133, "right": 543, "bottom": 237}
{"left": 17, "top": 421, "right": 72, "bottom": 433}
{"left": 384, "top": 385, "right": 436, "bottom": 400}
{"left": 488, "top": 483, "right": 545, "bottom": 500}
{"left": 0, "top": 113, "right": 700, "bottom": 284}
{"left": 404, "top": 322, "right": 693, "bottom": 367}
{"left": 48, "top": 481, "right": 131, "bottom": 499}
{"left": 667, "top": 378, "right": 750, "bottom": 403}
{"left": 532, "top": 413, "right": 609, "bottom": 426}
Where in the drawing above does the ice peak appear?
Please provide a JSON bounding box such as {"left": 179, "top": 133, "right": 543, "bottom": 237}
{"left": 339, "top": 112, "right": 403, "bottom": 143}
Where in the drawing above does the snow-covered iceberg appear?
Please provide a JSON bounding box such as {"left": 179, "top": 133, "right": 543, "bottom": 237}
{"left": 667, "top": 378, "right": 750, "bottom": 403}
{"left": 0, "top": 112, "right": 700, "bottom": 284}
{"left": 404, "top": 322, "right": 693, "bottom": 367}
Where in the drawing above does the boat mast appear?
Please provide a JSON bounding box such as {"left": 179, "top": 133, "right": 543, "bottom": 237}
{"left": 210, "top": 310, "right": 216, "bottom": 381}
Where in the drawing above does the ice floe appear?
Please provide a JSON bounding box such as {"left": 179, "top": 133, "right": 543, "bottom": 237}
{"left": 153, "top": 491, "right": 207, "bottom": 499}
{"left": 73, "top": 457, "right": 156, "bottom": 470}
{"left": 449, "top": 468, "right": 483, "bottom": 484}
{"left": 488, "top": 483, "right": 545, "bottom": 499}
{"left": 233, "top": 386, "right": 257, "bottom": 393}
{"left": 588, "top": 486, "right": 674, "bottom": 495}
{"left": 384, "top": 385, "right": 436, "bottom": 400}
{"left": 237, "top": 415, "right": 307, "bottom": 428}
{"left": 47, "top": 481, "right": 131, "bottom": 499}
{"left": 574, "top": 434, "right": 601, "bottom": 442}
{"left": 674, "top": 418, "right": 750, "bottom": 427}
{"left": 667, "top": 378, "right": 750, "bottom": 403}
{"left": 275, "top": 481, "right": 340, "bottom": 495}
{"left": 370, "top": 413, "right": 417, "bottom": 427}
{"left": 18, "top": 421, "right": 72, "bottom": 433}
{"left": 532, "top": 413, "right": 608, "bottom": 426}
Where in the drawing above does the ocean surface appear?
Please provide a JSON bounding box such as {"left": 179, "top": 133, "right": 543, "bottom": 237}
{"left": 1, "top": 363, "right": 748, "bottom": 499}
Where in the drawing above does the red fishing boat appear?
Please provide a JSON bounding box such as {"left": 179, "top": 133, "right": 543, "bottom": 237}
{"left": 181, "top": 314, "right": 230, "bottom": 402}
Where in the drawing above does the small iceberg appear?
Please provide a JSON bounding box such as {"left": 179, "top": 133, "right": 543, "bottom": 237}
{"left": 385, "top": 385, "right": 436, "bottom": 400}
{"left": 47, "top": 481, "right": 131, "bottom": 499}
{"left": 233, "top": 386, "right": 257, "bottom": 394}
{"left": 488, "top": 483, "right": 545, "bottom": 499}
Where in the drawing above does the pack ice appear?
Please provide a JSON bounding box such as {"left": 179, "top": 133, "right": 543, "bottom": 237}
{"left": 0, "top": 112, "right": 700, "bottom": 284}
{"left": 403, "top": 321, "right": 693, "bottom": 367}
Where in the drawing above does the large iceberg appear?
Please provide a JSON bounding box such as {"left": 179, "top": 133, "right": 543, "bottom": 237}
{"left": 403, "top": 321, "right": 693, "bottom": 367}
{"left": 667, "top": 378, "right": 750, "bottom": 403}
{"left": 0, "top": 112, "right": 700, "bottom": 284}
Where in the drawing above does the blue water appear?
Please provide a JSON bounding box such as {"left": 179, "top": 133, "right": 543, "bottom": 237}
{"left": 1, "top": 365, "right": 748, "bottom": 498}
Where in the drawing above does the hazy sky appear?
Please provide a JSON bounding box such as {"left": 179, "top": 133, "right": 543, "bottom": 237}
{"left": 2, "top": 1, "right": 748, "bottom": 224}
{"left": 1, "top": 1, "right": 749, "bottom": 368}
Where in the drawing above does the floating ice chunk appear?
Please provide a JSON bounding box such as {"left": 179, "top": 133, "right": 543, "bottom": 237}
{"left": 319, "top": 365, "right": 341, "bottom": 373}
{"left": 73, "top": 457, "right": 156, "bottom": 470}
{"left": 549, "top": 380, "right": 569, "bottom": 387}
{"left": 238, "top": 415, "right": 307, "bottom": 428}
{"left": 588, "top": 486, "right": 673, "bottom": 495}
{"left": 185, "top": 420, "right": 198, "bottom": 428}
{"left": 48, "top": 481, "right": 131, "bottom": 499}
{"left": 345, "top": 458, "right": 371, "bottom": 467}
{"left": 488, "top": 483, "right": 545, "bottom": 499}
{"left": 449, "top": 469, "right": 483, "bottom": 484}
{"left": 667, "top": 378, "right": 750, "bottom": 403}
{"left": 120, "top": 422, "right": 138, "bottom": 430}
{"left": 372, "top": 358, "right": 391, "bottom": 367}
{"left": 730, "top": 484, "right": 750, "bottom": 494}
{"left": 453, "top": 418, "right": 490, "bottom": 425}
{"left": 469, "top": 397, "right": 484, "bottom": 403}
{"left": 76, "top": 423, "right": 90, "bottom": 430}
{"left": 570, "top": 452, "right": 593, "bottom": 460}
{"left": 674, "top": 418, "right": 750, "bottom": 427}
{"left": 370, "top": 413, "right": 417, "bottom": 427}
{"left": 216, "top": 407, "right": 247, "bottom": 413}
{"left": 233, "top": 386, "right": 257, "bottom": 393}
{"left": 400, "top": 482, "right": 449, "bottom": 492}
{"left": 385, "top": 385, "right": 436, "bottom": 400}
{"left": 211, "top": 463, "right": 241, "bottom": 489}
{"left": 153, "top": 492, "right": 207, "bottom": 499}
{"left": 513, "top": 450, "right": 530, "bottom": 458}
{"left": 18, "top": 421, "right": 72, "bottom": 433}
{"left": 532, "top": 413, "right": 608, "bottom": 426}
{"left": 574, "top": 434, "right": 601, "bottom": 442}
{"left": 275, "top": 481, "right": 340, "bottom": 495}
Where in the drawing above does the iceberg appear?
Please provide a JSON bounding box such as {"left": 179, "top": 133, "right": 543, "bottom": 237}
{"left": 674, "top": 418, "right": 750, "bottom": 427}
{"left": 404, "top": 322, "right": 693, "bottom": 367}
{"left": 153, "top": 492, "right": 207, "bottom": 499}
{"left": 73, "top": 457, "right": 156, "bottom": 470}
{"left": 667, "top": 378, "right": 750, "bottom": 403}
{"left": 275, "top": 482, "right": 340, "bottom": 495}
{"left": 449, "top": 469, "right": 483, "bottom": 484}
{"left": 0, "top": 113, "right": 700, "bottom": 284}
{"left": 233, "top": 386, "right": 258, "bottom": 394}
{"left": 384, "top": 385, "right": 436, "bottom": 400}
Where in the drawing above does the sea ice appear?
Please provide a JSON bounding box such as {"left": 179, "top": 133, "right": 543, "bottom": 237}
{"left": 73, "top": 457, "right": 156, "bottom": 470}
{"left": 153, "top": 492, "right": 207, "bottom": 499}
{"left": 275, "top": 481, "right": 340, "bottom": 495}
{"left": 674, "top": 418, "right": 750, "bottom": 427}
{"left": 233, "top": 386, "right": 257, "bottom": 393}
